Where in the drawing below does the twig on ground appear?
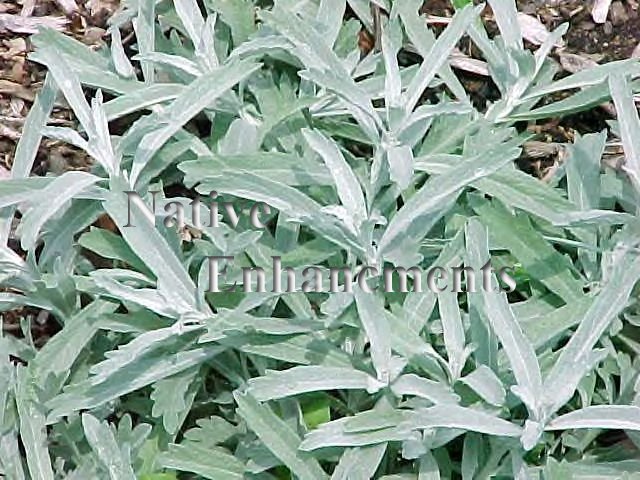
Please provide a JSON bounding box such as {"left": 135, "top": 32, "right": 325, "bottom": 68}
{"left": 559, "top": 52, "right": 599, "bottom": 73}
{"left": 54, "top": 0, "right": 79, "bottom": 17}
{"left": 20, "top": 0, "right": 36, "bottom": 17}
{"left": 0, "top": 124, "right": 20, "bottom": 141}
{"left": 592, "top": 0, "right": 613, "bottom": 23}
{"left": 450, "top": 49, "right": 490, "bottom": 76}
{"left": 0, "top": 13, "right": 67, "bottom": 34}
{"left": 517, "top": 13, "right": 564, "bottom": 47}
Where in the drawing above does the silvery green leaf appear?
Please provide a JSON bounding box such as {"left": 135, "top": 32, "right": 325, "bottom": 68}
{"left": 109, "top": 26, "right": 136, "bottom": 78}
{"left": 103, "top": 177, "right": 206, "bottom": 313}
{"left": 0, "top": 74, "right": 56, "bottom": 243}
{"left": 465, "top": 210, "right": 498, "bottom": 373}
{"left": 19, "top": 171, "right": 101, "bottom": 251}
{"left": 301, "top": 417, "right": 414, "bottom": 450}
{"left": 5, "top": 75, "right": 55, "bottom": 181}
{"left": 382, "top": 18, "right": 402, "bottom": 112}
{"left": 15, "top": 366, "right": 54, "bottom": 480}
{"left": 437, "top": 290, "right": 468, "bottom": 381}
{"left": 78, "top": 227, "right": 149, "bottom": 274}
{"left": 301, "top": 68, "right": 381, "bottom": 143}
{"left": 379, "top": 143, "right": 521, "bottom": 265}
{"left": 181, "top": 152, "right": 332, "bottom": 187}
{"left": 0, "top": 432, "right": 26, "bottom": 480}
{"left": 208, "top": 0, "right": 255, "bottom": 45}
{"left": 398, "top": 102, "right": 473, "bottom": 140}
{"left": 260, "top": 7, "right": 382, "bottom": 140}
{"left": 475, "top": 168, "right": 606, "bottom": 227}
{"left": 90, "top": 90, "right": 119, "bottom": 175}
{"left": 202, "top": 311, "right": 323, "bottom": 342}
{"left": 461, "top": 433, "right": 481, "bottom": 480}
{"left": 247, "top": 366, "right": 384, "bottom": 401}
{"left": 81, "top": 413, "right": 136, "bottom": 480}
{"left": 418, "top": 451, "right": 441, "bottom": 480}
{"left": 317, "top": 0, "right": 346, "bottom": 49}
{"left": 303, "top": 129, "right": 367, "bottom": 227}
{"left": 131, "top": 59, "right": 261, "bottom": 185}
{"left": 174, "top": 0, "right": 205, "bottom": 48}
{"left": 47, "top": 344, "right": 225, "bottom": 419}
{"left": 566, "top": 132, "right": 606, "bottom": 211}
{"left": 218, "top": 118, "right": 260, "bottom": 155}
{"left": 546, "top": 406, "right": 640, "bottom": 432}
{"left": 386, "top": 311, "right": 448, "bottom": 382}
{"left": 397, "top": 0, "right": 469, "bottom": 103}
{"left": 42, "top": 101, "right": 117, "bottom": 175}
{"left": 30, "top": 29, "right": 139, "bottom": 94}
{"left": 520, "top": 297, "right": 593, "bottom": 350}
{"left": 41, "top": 126, "right": 89, "bottom": 151}
{"left": 234, "top": 391, "right": 328, "bottom": 480}
{"left": 346, "top": 0, "right": 373, "bottom": 29}
{"left": 31, "top": 27, "right": 110, "bottom": 71}
{"left": 566, "top": 132, "right": 605, "bottom": 278}
{"left": 88, "top": 324, "right": 200, "bottom": 383}
{"left": 91, "top": 273, "right": 183, "bottom": 317}
{"left": 355, "top": 288, "right": 392, "bottom": 384}
{"left": 609, "top": 73, "right": 640, "bottom": 191}
{"left": 133, "top": 52, "right": 203, "bottom": 77}
{"left": 403, "top": 228, "right": 464, "bottom": 333}
{"left": 183, "top": 416, "right": 237, "bottom": 447}
{"left": 487, "top": 0, "right": 523, "bottom": 51}
{"left": 523, "top": 59, "right": 640, "bottom": 100}
{"left": 405, "top": 405, "right": 522, "bottom": 437}
{"left": 386, "top": 144, "right": 414, "bottom": 191}
{"left": 531, "top": 22, "right": 568, "bottom": 77}
{"left": 103, "top": 84, "right": 183, "bottom": 120}
{"left": 402, "top": 4, "right": 480, "bottom": 114}
{"left": 542, "top": 250, "right": 640, "bottom": 417}
{"left": 151, "top": 366, "right": 200, "bottom": 435}
{"left": 459, "top": 365, "right": 506, "bottom": 406}
{"left": 391, "top": 374, "right": 460, "bottom": 404}
{"left": 510, "top": 450, "right": 533, "bottom": 480}
{"left": 32, "top": 47, "right": 93, "bottom": 131}
{"left": 331, "top": 444, "right": 387, "bottom": 480}
{"left": 160, "top": 443, "right": 245, "bottom": 480}
{"left": 511, "top": 78, "right": 639, "bottom": 121}
{"left": 134, "top": 0, "right": 155, "bottom": 83}
{"left": 467, "top": 218, "right": 542, "bottom": 416}
{"left": 221, "top": 333, "right": 353, "bottom": 367}
{"left": 472, "top": 200, "right": 584, "bottom": 303}
{"left": 343, "top": 406, "right": 407, "bottom": 433}
{"left": 197, "top": 171, "right": 365, "bottom": 256}
{"left": 30, "top": 300, "right": 118, "bottom": 391}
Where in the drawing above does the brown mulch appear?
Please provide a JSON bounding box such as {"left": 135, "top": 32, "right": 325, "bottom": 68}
{"left": 520, "top": 0, "right": 640, "bottom": 62}
{"left": 0, "top": 0, "right": 119, "bottom": 176}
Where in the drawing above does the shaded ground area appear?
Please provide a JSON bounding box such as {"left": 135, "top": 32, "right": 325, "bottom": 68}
{"left": 523, "top": 0, "right": 640, "bottom": 62}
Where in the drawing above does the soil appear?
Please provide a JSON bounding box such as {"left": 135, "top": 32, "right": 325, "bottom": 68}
{"left": 418, "top": 0, "right": 640, "bottom": 62}
{"left": 519, "top": 0, "right": 640, "bottom": 62}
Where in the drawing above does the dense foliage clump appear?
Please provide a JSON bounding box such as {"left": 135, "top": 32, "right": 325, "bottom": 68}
{"left": 2, "top": 0, "right": 640, "bottom": 478}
